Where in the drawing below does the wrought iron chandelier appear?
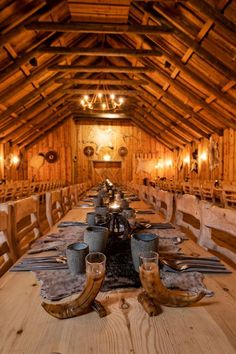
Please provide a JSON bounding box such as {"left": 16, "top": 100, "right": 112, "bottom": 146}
{"left": 80, "top": 85, "right": 124, "bottom": 112}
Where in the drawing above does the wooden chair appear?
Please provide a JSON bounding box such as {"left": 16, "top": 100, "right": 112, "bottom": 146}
{"left": 11, "top": 196, "right": 41, "bottom": 258}
{"left": 62, "top": 186, "right": 72, "bottom": 213}
{"left": 46, "top": 190, "right": 64, "bottom": 228}
{"left": 175, "top": 194, "right": 202, "bottom": 240}
{"left": 199, "top": 202, "right": 236, "bottom": 264}
{"left": 192, "top": 181, "right": 202, "bottom": 199}
{"left": 69, "top": 185, "right": 78, "bottom": 207}
{"left": 222, "top": 184, "right": 236, "bottom": 209}
{"left": 153, "top": 190, "right": 174, "bottom": 223}
{"left": 201, "top": 181, "right": 215, "bottom": 202}
{"left": 0, "top": 186, "right": 5, "bottom": 203}
{"left": 183, "top": 182, "right": 192, "bottom": 194}
{"left": 0, "top": 204, "right": 15, "bottom": 276}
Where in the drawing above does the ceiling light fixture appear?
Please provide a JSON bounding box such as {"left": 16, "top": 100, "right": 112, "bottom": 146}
{"left": 80, "top": 85, "right": 124, "bottom": 112}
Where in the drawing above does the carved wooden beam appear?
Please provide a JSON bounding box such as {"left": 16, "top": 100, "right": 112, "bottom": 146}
{"left": 25, "top": 22, "right": 173, "bottom": 34}
{"left": 39, "top": 47, "right": 162, "bottom": 56}
{"left": 55, "top": 78, "right": 148, "bottom": 86}
{"left": 48, "top": 65, "right": 154, "bottom": 73}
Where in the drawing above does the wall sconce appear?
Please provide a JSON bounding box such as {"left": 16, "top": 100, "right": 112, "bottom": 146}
{"left": 165, "top": 159, "right": 172, "bottom": 167}
{"left": 155, "top": 160, "right": 164, "bottom": 169}
{"left": 11, "top": 155, "right": 20, "bottom": 166}
{"left": 200, "top": 152, "right": 207, "bottom": 161}
{"left": 103, "top": 154, "right": 111, "bottom": 161}
{"left": 183, "top": 156, "right": 190, "bottom": 165}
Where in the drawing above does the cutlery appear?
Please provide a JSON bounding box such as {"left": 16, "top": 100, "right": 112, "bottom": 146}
{"left": 162, "top": 264, "right": 232, "bottom": 273}
{"left": 161, "top": 259, "right": 227, "bottom": 270}
{"left": 161, "top": 255, "right": 220, "bottom": 262}
{"left": 58, "top": 221, "right": 87, "bottom": 227}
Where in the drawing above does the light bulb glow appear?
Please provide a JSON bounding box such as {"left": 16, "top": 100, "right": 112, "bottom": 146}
{"left": 200, "top": 152, "right": 207, "bottom": 161}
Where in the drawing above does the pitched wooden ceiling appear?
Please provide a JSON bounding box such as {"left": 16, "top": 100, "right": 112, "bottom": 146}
{"left": 0, "top": 0, "right": 235, "bottom": 151}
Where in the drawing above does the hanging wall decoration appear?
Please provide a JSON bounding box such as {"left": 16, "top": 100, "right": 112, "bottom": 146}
{"left": 118, "top": 146, "right": 128, "bottom": 157}
{"left": 29, "top": 154, "right": 45, "bottom": 169}
{"left": 45, "top": 150, "right": 59, "bottom": 163}
{"left": 83, "top": 146, "right": 94, "bottom": 157}
{"left": 209, "top": 136, "right": 220, "bottom": 171}
{"left": 190, "top": 149, "right": 198, "bottom": 173}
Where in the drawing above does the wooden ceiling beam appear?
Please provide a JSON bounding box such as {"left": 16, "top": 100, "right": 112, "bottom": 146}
{"left": 0, "top": 87, "right": 65, "bottom": 132}
{"left": 139, "top": 58, "right": 235, "bottom": 129}
{"left": 131, "top": 115, "right": 174, "bottom": 150}
{"left": 48, "top": 65, "right": 154, "bottom": 73}
{"left": 138, "top": 74, "right": 227, "bottom": 134}
{"left": 136, "top": 88, "right": 208, "bottom": 138}
{"left": 19, "top": 112, "right": 72, "bottom": 149}
{"left": 62, "top": 89, "right": 137, "bottom": 96}
{"left": 0, "top": 0, "right": 65, "bottom": 48}
{"left": 55, "top": 78, "right": 148, "bottom": 86}
{"left": 25, "top": 22, "right": 173, "bottom": 34}
{"left": 13, "top": 107, "right": 71, "bottom": 144}
{"left": 73, "top": 112, "right": 132, "bottom": 119}
{"left": 137, "top": 94, "right": 197, "bottom": 140}
{"left": 39, "top": 47, "right": 163, "bottom": 57}
{"left": 132, "top": 33, "right": 236, "bottom": 115}
{"left": 135, "top": 105, "right": 189, "bottom": 145}
{"left": 187, "top": 0, "right": 236, "bottom": 44}
{"left": 149, "top": 3, "right": 236, "bottom": 81}
{"left": 136, "top": 99, "right": 192, "bottom": 143}
{"left": 0, "top": 72, "right": 65, "bottom": 121}
{"left": 1, "top": 95, "right": 67, "bottom": 142}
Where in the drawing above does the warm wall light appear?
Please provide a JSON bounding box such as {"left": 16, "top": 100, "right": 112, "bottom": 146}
{"left": 165, "top": 159, "right": 172, "bottom": 167}
{"left": 200, "top": 152, "right": 207, "bottom": 161}
{"left": 155, "top": 160, "right": 164, "bottom": 169}
{"left": 11, "top": 155, "right": 20, "bottom": 165}
{"left": 103, "top": 154, "right": 111, "bottom": 161}
{"left": 183, "top": 156, "right": 190, "bottom": 164}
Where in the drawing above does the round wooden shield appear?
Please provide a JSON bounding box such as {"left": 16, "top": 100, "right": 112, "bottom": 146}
{"left": 45, "top": 150, "right": 59, "bottom": 163}
{"left": 118, "top": 146, "right": 128, "bottom": 157}
{"left": 83, "top": 146, "right": 94, "bottom": 157}
{"left": 29, "top": 154, "right": 45, "bottom": 169}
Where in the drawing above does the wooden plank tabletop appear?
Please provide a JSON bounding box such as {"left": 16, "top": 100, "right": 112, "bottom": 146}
{"left": 1, "top": 202, "right": 236, "bottom": 354}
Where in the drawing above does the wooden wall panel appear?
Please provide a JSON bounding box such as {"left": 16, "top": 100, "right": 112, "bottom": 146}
{"left": 26, "top": 119, "right": 75, "bottom": 184}
{"left": 76, "top": 122, "right": 174, "bottom": 184}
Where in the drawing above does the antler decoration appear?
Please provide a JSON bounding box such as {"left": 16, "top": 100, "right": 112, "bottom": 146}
{"left": 41, "top": 270, "right": 105, "bottom": 319}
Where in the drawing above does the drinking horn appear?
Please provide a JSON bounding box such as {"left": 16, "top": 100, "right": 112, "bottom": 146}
{"left": 41, "top": 271, "right": 105, "bottom": 319}
{"left": 139, "top": 264, "right": 205, "bottom": 307}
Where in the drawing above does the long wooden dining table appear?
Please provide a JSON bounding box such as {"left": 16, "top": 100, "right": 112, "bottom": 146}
{"left": 1, "top": 199, "right": 236, "bottom": 354}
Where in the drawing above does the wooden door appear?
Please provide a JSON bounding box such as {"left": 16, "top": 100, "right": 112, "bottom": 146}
{"left": 92, "top": 161, "right": 122, "bottom": 185}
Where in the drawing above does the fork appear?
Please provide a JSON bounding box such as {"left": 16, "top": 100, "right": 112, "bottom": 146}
{"left": 161, "top": 259, "right": 226, "bottom": 271}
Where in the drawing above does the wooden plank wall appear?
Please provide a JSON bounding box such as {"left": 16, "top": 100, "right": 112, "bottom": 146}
{"left": 26, "top": 119, "right": 76, "bottom": 183}
{"left": 174, "top": 129, "right": 236, "bottom": 183}
{"left": 76, "top": 122, "right": 173, "bottom": 184}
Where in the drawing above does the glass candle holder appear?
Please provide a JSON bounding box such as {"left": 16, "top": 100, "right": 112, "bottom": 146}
{"left": 85, "top": 252, "right": 106, "bottom": 278}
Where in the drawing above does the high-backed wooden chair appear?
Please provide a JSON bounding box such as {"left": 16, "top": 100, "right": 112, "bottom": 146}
{"left": 46, "top": 190, "right": 64, "bottom": 228}
{"left": 199, "top": 202, "right": 236, "bottom": 264}
{"left": 201, "top": 181, "right": 215, "bottom": 202}
{"left": 69, "top": 185, "right": 78, "bottom": 207}
{"left": 222, "top": 184, "right": 236, "bottom": 209}
{"left": 192, "top": 181, "right": 202, "bottom": 199}
{"left": 175, "top": 194, "right": 202, "bottom": 239}
{"left": 183, "top": 181, "right": 192, "bottom": 194}
{"left": 62, "top": 186, "right": 72, "bottom": 213}
{"left": 153, "top": 190, "right": 174, "bottom": 222}
{"left": 0, "top": 204, "right": 15, "bottom": 276}
{"left": 11, "top": 196, "right": 41, "bottom": 258}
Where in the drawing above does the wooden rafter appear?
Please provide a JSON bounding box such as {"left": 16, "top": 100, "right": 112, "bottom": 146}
{"left": 25, "top": 22, "right": 173, "bottom": 34}
{"left": 39, "top": 47, "right": 163, "bottom": 56}
{"left": 48, "top": 65, "right": 154, "bottom": 73}
{"left": 55, "top": 78, "right": 148, "bottom": 85}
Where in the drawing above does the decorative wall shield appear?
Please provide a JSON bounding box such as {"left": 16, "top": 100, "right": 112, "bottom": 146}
{"left": 83, "top": 146, "right": 94, "bottom": 157}
{"left": 45, "top": 150, "right": 59, "bottom": 163}
{"left": 118, "top": 146, "right": 128, "bottom": 157}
